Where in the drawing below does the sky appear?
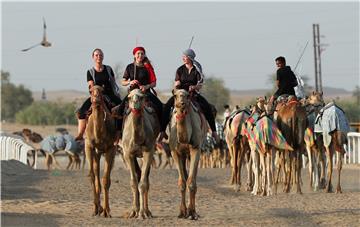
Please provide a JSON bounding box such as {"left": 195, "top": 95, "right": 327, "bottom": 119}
{"left": 1, "top": 0, "right": 359, "bottom": 93}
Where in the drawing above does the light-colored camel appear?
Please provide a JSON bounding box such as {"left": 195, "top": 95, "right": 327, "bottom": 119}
{"left": 122, "top": 88, "right": 160, "bottom": 219}
{"left": 314, "top": 100, "right": 350, "bottom": 193}
{"left": 224, "top": 109, "right": 252, "bottom": 191}
{"left": 85, "top": 85, "right": 117, "bottom": 217}
{"left": 304, "top": 91, "right": 326, "bottom": 191}
{"left": 242, "top": 98, "right": 293, "bottom": 196}
{"left": 274, "top": 96, "right": 307, "bottom": 194}
{"left": 169, "top": 89, "right": 207, "bottom": 220}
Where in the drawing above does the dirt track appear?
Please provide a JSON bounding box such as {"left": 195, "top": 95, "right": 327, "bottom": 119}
{"left": 1, "top": 157, "right": 360, "bottom": 227}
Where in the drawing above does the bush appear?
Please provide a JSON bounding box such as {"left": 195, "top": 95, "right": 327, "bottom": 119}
{"left": 15, "top": 101, "right": 77, "bottom": 125}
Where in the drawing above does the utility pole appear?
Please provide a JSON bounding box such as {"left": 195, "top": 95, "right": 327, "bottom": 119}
{"left": 313, "top": 24, "right": 323, "bottom": 93}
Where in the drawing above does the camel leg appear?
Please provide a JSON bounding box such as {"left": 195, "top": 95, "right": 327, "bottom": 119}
{"left": 138, "top": 150, "right": 154, "bottom": 219}
{"left": 260, "top": 152, "right": 266, "bottom": 196}
{"left": 245, "top": 149, "right": 253, "bottom": 191}
{"left": 266, "top": 150, "right": 273, "bottom": 196}
{"left": 318, "top": 146, "right": 326, "bottom": 189}
{"left": 228, "top": 144, "right": 235, "bottom": 185}
{"left": 124, "top": 152, "right": 140, "bottom": 218}
{"left": 336, "top": 150, "right": 343, "bottom": 194}
{"left": 187, "top": 147, "right": 200, "bottom": 220}
{"left": 325, "top": 146, "right": 333, "bottom": 193}
{"left": 66, "top": 154, "right": 73, "bottom": 170}
{"left": 51, "top": 153, "right": 62, "bottom": 170}
{"left": 233, "top": 141, "right": 240, "bottom": 191}
{"left": 102, "top": 148, "right": 115, "bottom": 218}
{"left": 236, "top": 141, "right": 245, "bottom": 192}
{"left": 296, "top": 151, "right": 302, "bottom": 194}
{"left": 172, "top": 151, "right": 187, "bottom": 218}
{"left": 284, "top": 151, "right": 292, "bottom": 193}
{"left": 312, "top": 147, "right": 320, "bottom": 191}
{"left": 45, "top": 153, "right": 51, "bottom": 170}
{"left": 251, "top": 146, "right": 260, "bottom": 195}
{"left": 306, "top": 145, "right": 313, "bottom": 190}
{"left": 274, "top": 149, "right": 280, "bottom": 195}
{"left": 93, "top": 154, "right": 103, "bottom": 215}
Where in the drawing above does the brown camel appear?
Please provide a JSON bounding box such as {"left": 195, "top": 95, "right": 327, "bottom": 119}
{"left": 274, "top": 96, "right": 307, "bottom": 194}
{"left": 314, "top": 100, "right": 350, "bottom": 193}
{"left": 85, "top": 85, "right": 117, "bottom": 217}
{"left": 224, "top": 109, "right": 252, "bottom": 191}
{"left": 304, "top": 91, "right": 326, "bottom": 191}
{"left": 169, "top": 89, "right": 207, "bottom": 220}
{"left": 121, "top": 88, "right": 160, "bottom": 219}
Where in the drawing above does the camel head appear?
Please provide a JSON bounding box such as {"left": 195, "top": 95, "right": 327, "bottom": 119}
{"left": 90, "top": 85, "right": 104, "bottom": 106}
{"left": 128, "top": 88, "right": 145, "bottom": 116}
{"left": 174, "top": 89, "right": 190, "bottom": 120}
{"left": 307, "top": 91, "right": 324, "bottom": 106}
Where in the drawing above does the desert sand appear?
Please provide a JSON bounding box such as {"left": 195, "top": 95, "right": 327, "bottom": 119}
{"left": 1, "top": 123, "right": 360, "bottom": 226}
{"left": 1, "top": 155, "right": 360, "bottom": 227}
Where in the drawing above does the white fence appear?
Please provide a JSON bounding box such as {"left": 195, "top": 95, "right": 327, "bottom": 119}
{"left": 345, "top": 132, "right": 360, "bottom": 164}
{"left": 0, "top": 133, "right": 36, "bottom": 167}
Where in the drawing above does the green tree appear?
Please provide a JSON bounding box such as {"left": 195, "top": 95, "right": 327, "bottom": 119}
{"left": 201, "top": 76, "right": 230, "bottom": 115}
{"left": 15, "top": 101, "right": 77, "bottom": 125}
{"left": 1, "top": 71, "right": 33, "bottom": 121}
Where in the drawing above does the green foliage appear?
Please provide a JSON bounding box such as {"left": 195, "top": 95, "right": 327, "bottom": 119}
{"left": 201, "top": 77, "right": 230, "bottom": 115}
{"left": 15, "top": 101, "right": 77, "bottom": 125}
{"left": 1, "top": 71, "right": 34, "bottom": 121}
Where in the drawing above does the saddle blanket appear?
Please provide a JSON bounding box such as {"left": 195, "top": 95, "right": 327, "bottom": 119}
{"left": 41, "top": 134, "right": 80, "bottom": 154}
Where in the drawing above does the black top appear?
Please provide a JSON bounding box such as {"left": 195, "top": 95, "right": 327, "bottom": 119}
{"left": 87, "top": 66, "right": 115, "bottom": 96}
{"left": 276, "top": 66, "right": 297, "bottom": 96}
{"left": 123, "top": 63, "right": 150, "bottom": 86}
{"left": 175, "top": 64, "right": 202, "bottom": 91}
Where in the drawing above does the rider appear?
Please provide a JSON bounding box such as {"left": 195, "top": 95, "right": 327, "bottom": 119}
{"left": 75, "top": 48, "right": 122, "bottom": 141}
{"left": 112, "top": 46, "right": 163, "bottom": 123}
{"left": 158, "top": 48, "right": 218, "bottom": 142}
{"left": 268, "top": 56, "right": 298, "bottom": 110}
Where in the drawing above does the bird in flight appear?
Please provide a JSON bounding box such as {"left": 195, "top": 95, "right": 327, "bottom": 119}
{"left": 21, "top": 17, "right": 52, "bottom": 52}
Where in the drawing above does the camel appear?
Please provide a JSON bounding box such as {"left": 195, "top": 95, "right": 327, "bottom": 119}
{"left": 84, "top": 85, "right": 117, "bottom": 217}
{"left": 121, "top": 88, "right": 160, "bottom": 219}
{"left": 274, "top": 96, "right": 307, "bottom": 194}
{"left": 169, "top": 89, "right": 207, "bottom": 220}
{"left": 242, "top": 98, "right": 293, "bottom": 196}
{"left": 304, "top": 91, "right": 326, "bottom": 191}
{"left": 154, "top": 142, "right": 173, "bottom": 169}
{"left": 224, "top": 108, "right": 252, "bottom": 191}
{"left": 314, "top": 100, "right": 350, "bottom": 193}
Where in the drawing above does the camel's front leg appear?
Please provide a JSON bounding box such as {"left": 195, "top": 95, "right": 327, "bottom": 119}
{"left": 325, "top": 146, "right": 333, "bottom": 193}
{"left": 92, "top": 154, "right": 103, "bottom": 216}
{"left": 259, "top": 152, "right": 266, "bottom": 196}
{"left": 251, "top": 146, "right": 260, "bottom": 195}
{"left": 336, "top": 150, "right": 343, "bottom": 193}
{"left": 124, "top": 152, "right": 140, "bottom": 218}
{"left": 295, "top": 150, "right": 303, "bottom": 194}
{"left": 50, "top": 153, "right": 62, "bottom": 170}
{"left": 306, "top": 144, "right": 314, "bottom": 190}
{"left": 138, "top": 150, "right": 154, "bottom": 219}
{"left": 266, "top": 150, "right": 273, "bottom": 196}
{"left": 102, "top": 148, "right": 115, "bottom": 218}
{"left": 187, "top": 147, "right": 200, "bottom": 220}
{"left": 66, "top": 155, "right": 72, "bottom": 170}
{"left": 172, "top": 150, "right": 187, "bottom": 218}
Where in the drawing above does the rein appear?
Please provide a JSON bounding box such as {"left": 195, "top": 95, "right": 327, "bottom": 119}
{"left": 176, "top": 110, "right": 188, "bottom": 121}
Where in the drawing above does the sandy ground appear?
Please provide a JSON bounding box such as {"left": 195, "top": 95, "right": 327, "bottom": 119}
{"left": 1, "top": 154, "right": 360, "bottom": 227}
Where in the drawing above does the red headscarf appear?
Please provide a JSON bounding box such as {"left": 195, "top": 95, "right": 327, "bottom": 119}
{"left": 133, "top": 46, "right": 145, "bottom": 55}
{"left": 133, "top": 46, "right": 156, "bottom": 84}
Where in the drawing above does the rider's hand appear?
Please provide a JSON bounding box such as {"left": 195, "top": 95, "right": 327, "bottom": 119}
{"left": 139, "top": 85, "right": 147, "bottom": 93}
{"left": 189, "top": 85, "right": 196, "bottom": 92}
{"left": 130, "top": 80, "right": 139, "bottom": 86}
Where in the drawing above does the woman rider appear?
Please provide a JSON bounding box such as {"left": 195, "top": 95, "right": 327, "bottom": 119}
{"left": 158, "top": 48, "right": 218, "bottom": 142}
{"left": 75, "top": 48, "right": 122, "bottom": 141}
{"left": 112, "top": 46, "right": 163, "bottom": 125}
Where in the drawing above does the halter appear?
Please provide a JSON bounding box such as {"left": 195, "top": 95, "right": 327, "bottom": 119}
{"left": 176, "top": 109, "right": 188, "bottom": 121}
{"left": 90, "top": 87, "right": 110, "bottom": 121}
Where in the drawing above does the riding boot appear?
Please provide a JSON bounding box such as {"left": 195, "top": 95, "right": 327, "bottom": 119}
{"left": 75, "top": 119, "right": 86, "bottom": 141}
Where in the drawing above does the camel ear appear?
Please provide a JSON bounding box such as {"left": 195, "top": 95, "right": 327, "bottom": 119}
{"left": 320, "top": 91, "right": 323, "bottom": 96}
{"left": 264, "top": 96, "right": 267, "bottom": 101}
{"left": 312, "top": 91, "right": 315, "bottom": 95}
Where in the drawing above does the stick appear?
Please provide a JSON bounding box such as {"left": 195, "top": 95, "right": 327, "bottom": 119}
{"left": 294, "top": 41, "right": 309, "bottom": 71}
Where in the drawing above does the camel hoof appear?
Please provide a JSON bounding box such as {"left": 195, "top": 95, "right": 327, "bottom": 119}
{"left": 187, "top": 210, "right": 199, "bottom": 220}
{"left": 93, "top": 206, "right": 104, "bottom": 216}
{"left": 336, "top": 186, "right": 342, "bottom": 194}
{"left": 325, "top": 184, "right": 333, "bottom": 193}
{"left": 103, "top": 208, "right": 111, "bottom": 218}
{"left": 126, "top": 210, "right": 139, "bottom": 219}
{"left": 178, "top": 210, "right": 187, "bottom": 219}
{"left": 234, "top": 184, "right": 240, "bottom": 192}
{"left": 246, "top": 185, "right": 253, "bottom": 192}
